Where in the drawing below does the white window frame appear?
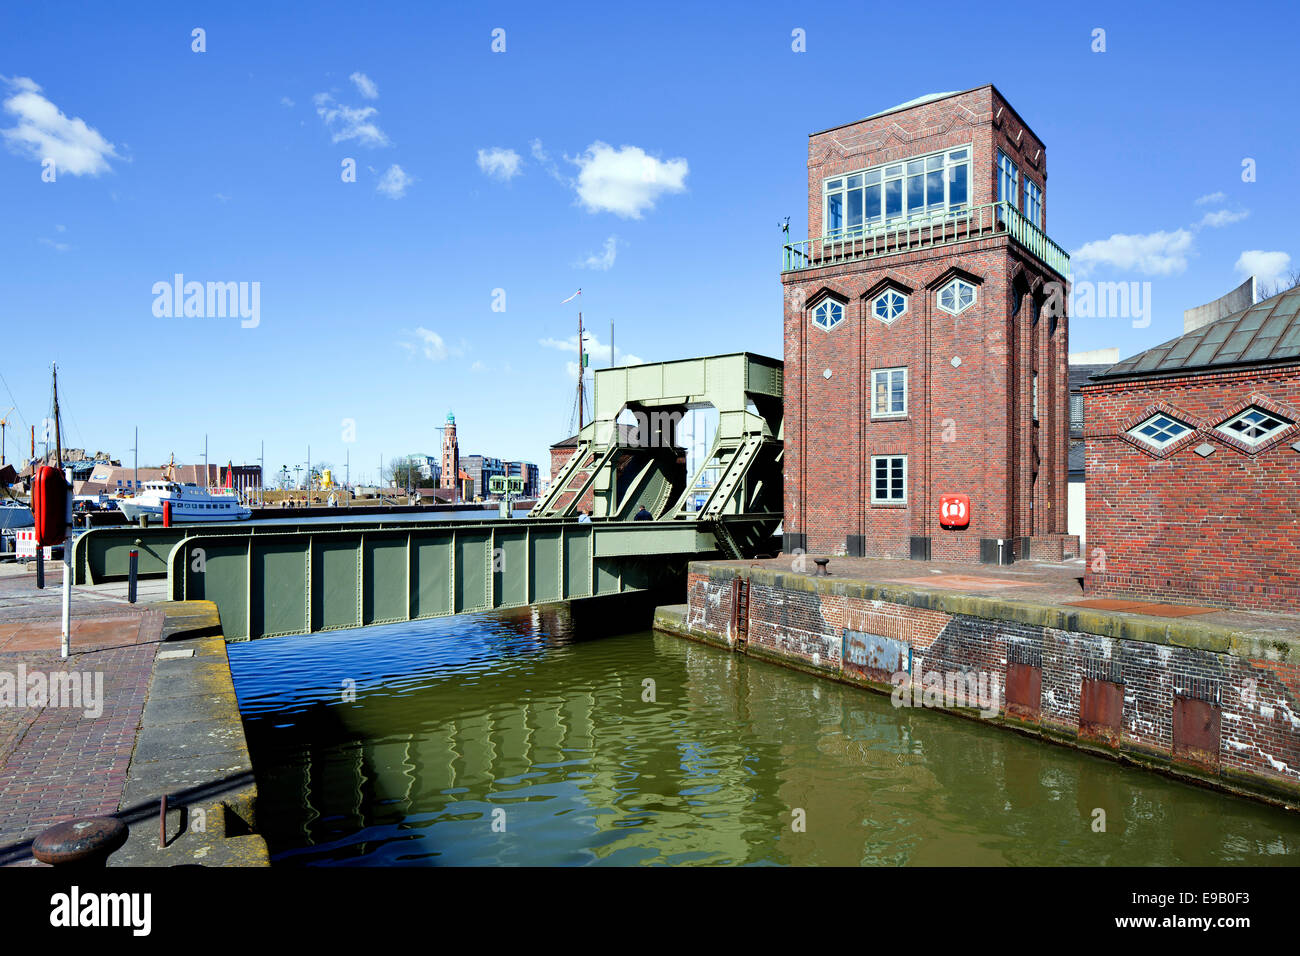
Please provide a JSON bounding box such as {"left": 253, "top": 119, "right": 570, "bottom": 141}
{"left": 1128, "top": 413, "right": 1192, "bottom": 450}
{"left": 1024, "top": 178, "right": 1043, "bottom": 228}
{"left": 1215, "top": 407, "right": 1293, "bottom": 446}
{"left": 997, "top": 150, "right": 1019, "bottom": 209}
{"left": 1032, "top": 373, "right": 1039, "bottom": 421}
{"left": 811, "top": 298, "right": 845, "bottom": 332}
{"left": 870, "top": 455, "right": 907, "bottom": 504}
{"left": 871, "top": 367, "right": 908, "bottom": 418}
{"left": 871, "top": 289, "right": 908, "bottom": 325}
{"left": 937, "top": 278, "right": 977, "bottom": 315}
{"left": 823, "top": 144, "right": 971, "bottom": 238}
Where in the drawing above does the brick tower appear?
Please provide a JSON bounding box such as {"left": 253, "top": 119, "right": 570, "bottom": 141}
{"left": 780, "top": 86, "right": 1077, "bottom": 564}
{"left": 439, "top": 410, "right": 459, "bottom": 501}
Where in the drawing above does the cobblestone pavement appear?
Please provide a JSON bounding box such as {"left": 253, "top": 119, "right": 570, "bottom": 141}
{"left": 0, "top": 561, "right": 163, "bottom": 856}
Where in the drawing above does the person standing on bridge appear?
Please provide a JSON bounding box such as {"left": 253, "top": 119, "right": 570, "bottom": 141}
{"left": 634, "top": 505, "right": 652, "bottom": 521}
{"left": 577, "top": 509, "right": 591, "bottom": 523}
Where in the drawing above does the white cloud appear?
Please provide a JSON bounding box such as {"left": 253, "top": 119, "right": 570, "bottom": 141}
{"left": 1, "top": 76, "right": 121, "bottom": 176}
{"left": 349, "top": 72, "right": 379, "bottom": 100}
{"left": 531, "top": 138, "right": 564, "bottom": 181}
{"left": 280, "top": 96, "right": 295, "bottom": 108}
{"left": 1195, "top": 191, "right": 1227, "bottom": 205}
{"left": 1071, "top": 229, "right": 1194, "bottom": 276}
{"left": 38, "top": 237, "right": 71, "bottom": 253}
{"left": 1235, "top": 250, "right": 1292, "bottom": 288}
{"left": 376, "top": 164, "right": 413, "bottom": 198}
{"left": 470, "top": 360, "right": 487, "bottom": 372}
{"left": 401, "top": 327, "right": 462, "bottom": 361}
{"left": 541, "top": 333, "right": 643, "bottom": 369}
{"left": 214, "top": 192, "right": 231, "bottom": 203}
{"left": 313, "top": 92, "right": 389, "bottom": 147}
{"left": 1197, "top": 208, "right": 1249, "bottom": 228}
{"left": 578, "top": 236, "right": 619, "bottom": 270}
{"left": 568, "top": 141, "right": 687, "bottom": 218}
{"left": 476, "top": 147, "right": 522, "bottom": 182}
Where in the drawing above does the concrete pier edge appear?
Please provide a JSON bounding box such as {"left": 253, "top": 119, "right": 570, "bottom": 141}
{"left": 109, "top": 599, "right": 269, "bottom": 866}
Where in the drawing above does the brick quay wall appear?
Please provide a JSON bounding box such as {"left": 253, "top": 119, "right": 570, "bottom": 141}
{"left": 654, "top": 562, "right": 1300, "bottom": 808}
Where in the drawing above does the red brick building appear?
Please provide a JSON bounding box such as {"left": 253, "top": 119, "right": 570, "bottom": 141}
{"left": 780, "top": 86, "right": 1075, "bottom": 563}
{"left": 439, "top": 411, "right": 460, "bottom": 502}
{"left": 1083, "top": 286, "right": 1300, "bottom": 612}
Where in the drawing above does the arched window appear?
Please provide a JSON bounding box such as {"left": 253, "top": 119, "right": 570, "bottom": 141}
{"left": 937, "top": 278, "right": 976, "bottom": 315}
{"left": 871, "top": 290, "right": 907, "bottom": 325}
{"left": 811, "top": 299, "right": 845, "bottom": 331}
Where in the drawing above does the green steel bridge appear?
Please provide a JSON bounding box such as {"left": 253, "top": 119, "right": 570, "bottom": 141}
{"left": 73, "top": 352, "right": 784, "bottom": 641}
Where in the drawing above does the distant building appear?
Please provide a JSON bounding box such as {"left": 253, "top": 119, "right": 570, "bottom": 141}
{"left": 1183, "top": 276, "right": 1255, "bottom": 334}
{"left": 416, "top": 455, "right": 441, "bottom": 483}
{"left": 462, "top": 454, "right": 506, "bottom": 500}
{"left": 78, "top": 463, "right": 262, "bottom": 497}
{"left": 1067, "top": 348, "right": 1119, "bottom": 546}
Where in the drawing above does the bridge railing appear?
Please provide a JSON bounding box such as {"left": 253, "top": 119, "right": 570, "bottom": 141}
{"left": 73, "top": 518, "right": 468, "bottom": 585}
{"left": 166, "top": 517, "right": 769, "bottom": 641}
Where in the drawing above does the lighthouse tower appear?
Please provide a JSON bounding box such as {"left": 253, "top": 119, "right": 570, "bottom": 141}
{"left": 439, "top": 410, "right": 460, "bottom": 502}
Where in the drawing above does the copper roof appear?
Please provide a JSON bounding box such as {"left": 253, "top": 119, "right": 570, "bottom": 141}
{"left": 1094, "top": 286, "right": 1300, "bottom": 381}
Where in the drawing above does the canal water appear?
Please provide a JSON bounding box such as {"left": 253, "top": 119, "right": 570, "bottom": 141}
{"left": 227, "top": 605, "right": 1300, "bottom": 866}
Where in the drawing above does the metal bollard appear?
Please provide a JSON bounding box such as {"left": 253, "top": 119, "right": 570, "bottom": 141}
{"left": 35, "top": 546, "right": 44, "bottom": 589}
{"left": 32, "top": 817, "right": 128, "bottom": 869}
{"left": 127, "top": 548, "right": 138, "bottom": 604}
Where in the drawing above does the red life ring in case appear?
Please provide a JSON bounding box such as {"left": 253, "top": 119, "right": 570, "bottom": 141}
{"left": 939, "top": 493, "right": 970, "bottom": 529}
{"left": 33, "top": 465, "right": 69, "bottom": 546}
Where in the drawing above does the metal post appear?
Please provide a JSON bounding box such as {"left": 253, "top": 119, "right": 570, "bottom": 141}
{"left": 127, "top": 548, "right": 138, "bottom": 604}
{"left": 60, "top": 540, "right": 71, "bottom": 658}
{"left": 35, "top": 546, "right": 44, "bottom": 589}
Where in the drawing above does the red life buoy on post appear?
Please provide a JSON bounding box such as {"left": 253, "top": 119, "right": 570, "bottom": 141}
{"left": 33, "top": 465, "right": 68, "bottom": 547}
{"left": 162, "top": 500, "right": 172, "bottom": 527}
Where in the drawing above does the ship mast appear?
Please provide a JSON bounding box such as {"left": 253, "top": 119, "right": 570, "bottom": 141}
{"left": 51, "top": 363, "right": 63, "bottom": 468}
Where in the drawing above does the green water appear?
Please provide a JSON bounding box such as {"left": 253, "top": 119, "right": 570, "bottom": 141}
{"left": 227, "top": 605, "right": 1300, "bottom": 866}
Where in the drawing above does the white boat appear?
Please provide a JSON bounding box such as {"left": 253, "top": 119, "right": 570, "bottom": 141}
{"left": 118, "top": 480, "right": 252, "bottom": 523}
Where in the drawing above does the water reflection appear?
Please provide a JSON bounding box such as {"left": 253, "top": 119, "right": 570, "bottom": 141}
{"left": 227, "top": 605, "right": 1300, "bottom": 866}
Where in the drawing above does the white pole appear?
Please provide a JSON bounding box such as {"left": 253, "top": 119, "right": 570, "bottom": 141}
{"left": 60, "top": 543, "right": 71, "bottom": 658}
{"left": 60, "top": 488, "right": 71, "bottom": 658}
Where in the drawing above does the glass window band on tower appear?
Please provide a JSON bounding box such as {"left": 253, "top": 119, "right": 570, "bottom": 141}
{"left": 824, "top": 146, "right": 970, "bottom": 238}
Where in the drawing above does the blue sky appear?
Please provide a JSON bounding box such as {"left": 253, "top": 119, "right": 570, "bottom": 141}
{"left": 1, "top": 0, "right": 1294, "bottom": 483}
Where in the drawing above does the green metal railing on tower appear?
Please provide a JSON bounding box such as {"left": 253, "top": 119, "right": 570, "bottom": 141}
{"left": 781, "top": 200, "right": 1070, "bottom": 280}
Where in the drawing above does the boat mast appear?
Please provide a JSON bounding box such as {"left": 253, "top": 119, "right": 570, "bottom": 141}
{"left": 51, "top": 363, "right": 63, "bottom": 469}
{"left": 577, "top": 311, "right": 585, "bottom": 432}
